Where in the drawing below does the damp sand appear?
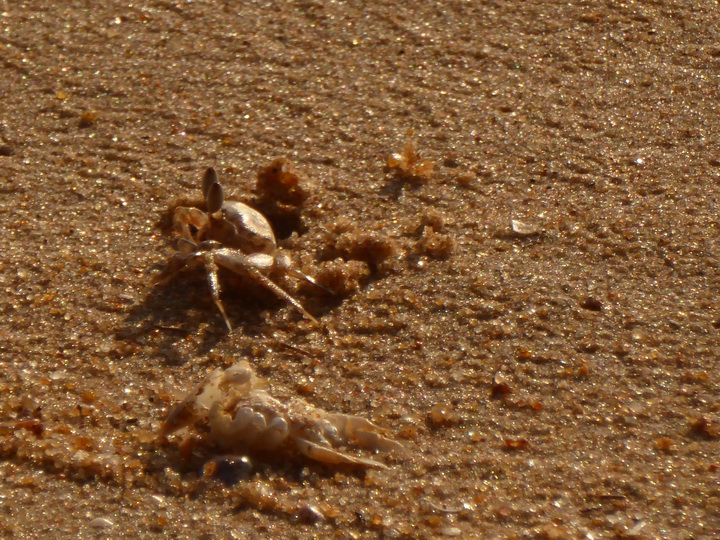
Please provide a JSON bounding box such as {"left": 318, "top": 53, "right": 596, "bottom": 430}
{"left": 1, "top": 1, "right": 719, "bottom": 537}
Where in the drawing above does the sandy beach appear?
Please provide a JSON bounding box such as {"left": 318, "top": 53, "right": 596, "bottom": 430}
{"left": 1, "top": 1, "right": 719, "bottom": 537}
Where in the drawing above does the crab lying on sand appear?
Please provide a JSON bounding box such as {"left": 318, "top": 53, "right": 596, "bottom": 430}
{"left": 161, "top": 361, "right": 404, "bottom": 469}
{"left": 158, "top": 167, "right": 327, "bottom": 331}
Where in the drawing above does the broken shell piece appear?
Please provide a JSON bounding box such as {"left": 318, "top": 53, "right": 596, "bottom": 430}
{"left": 511, "top": 219, "right": 540, "bottom": 236}
{"left": 161, "top": 361, "right": 404, "bottom": 469}
{"left": 88, "top": 517, "right": 115, "bottom": 529}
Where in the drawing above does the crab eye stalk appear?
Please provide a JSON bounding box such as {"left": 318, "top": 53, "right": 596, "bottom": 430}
{"left": 202, "top": 167, "right": 219, "bottom": 199}
{"left": 206, "top": 181, "right": 224, "bottom": 215}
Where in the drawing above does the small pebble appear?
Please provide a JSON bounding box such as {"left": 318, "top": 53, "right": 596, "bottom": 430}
{"left": 580, "top": 296, "right": 603, "bottom": 311}
{"left": 203, "top": 455, "right": 253, "bottom": 486}
{"left": 491, "top": 372, "right": 513, "bottom": 397}
{"left": 295, "top": 504, "right": 324, "bottom": 524}
{"left": 504, "top": 438, "right": 529, "bottom": 450}
{"left": 78, "top": 111, "right": 97, "bottom": 128}
{"left": 428, "top": 404, "right": 458, "bottom": 427}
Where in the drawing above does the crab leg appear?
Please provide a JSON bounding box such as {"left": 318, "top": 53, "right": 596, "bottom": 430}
{"left": 206, "top": 256, "right": 232, "bottom": 332}
{"left": 212, "top": 248, "right": 319, "bottom": 326}
{"left": 275, "top": 253, "right": 335, "bottom": 295}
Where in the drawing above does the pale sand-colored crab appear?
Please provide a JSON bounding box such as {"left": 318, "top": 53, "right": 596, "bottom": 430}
{"left": 160, "top": 361, "right": 404, "bottom": 468}
{"left": 158, "top": 167, "right": 326, "bottom": 331}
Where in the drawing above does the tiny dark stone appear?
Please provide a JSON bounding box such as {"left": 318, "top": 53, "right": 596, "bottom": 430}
{"left": 690, "top": 416, "right": 720, "bottom": 439}
{"left": 78, "top": 111, "right": 97, "bottom": 128}
{"left": 491, "top": 381, "right": 513, "bottom": 397}
{"left": 580, "top": 297, "right": 603, "bottom": 311}
{"left": 443, "top": 155, "right": 460, "bottom": 168}
{"left": 204, "top": 455, "right": 253, "bottom": 486}
{"left": 0, "top": 145, "right": 15, "bottom": 156}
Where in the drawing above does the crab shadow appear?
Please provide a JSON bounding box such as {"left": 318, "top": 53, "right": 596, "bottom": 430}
{"left": 380, "top": 172, "right": 425, "bottom": 202}
{"left": 157, "top": 442, "right": 369, "bottom": 494}
{"left": 118, "top": 271, "right": 269, "bottom": 360}
{"left": 119, "top": 266, "right": 336, "bottom": 361}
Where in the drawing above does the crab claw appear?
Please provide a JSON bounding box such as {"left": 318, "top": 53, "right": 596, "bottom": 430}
{"left": 173, "top": 207, "right": 209, "bottom": 241}
{"left": 160, "top": 362, "right": 256, "bottom": 436}
{"left": 160, "top": 382, "right": 209, "bottom": 437}
{"left": 326, "top": 413, "right": 406, "bottom": 454}
{"left": 295, "top": 438, "right": 388, "bottom": 469}
{"left": 256, "top": 416, "right": 290, "bottom": 450}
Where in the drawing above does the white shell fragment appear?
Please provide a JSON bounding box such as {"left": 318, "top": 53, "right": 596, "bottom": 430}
{"left": 88, "top": 517, "right": 115, "bottom": 528}
{"left": 511, "top": 219, "right": 540, "bottom": 236}
{"left": 161, "top": 361, "right": 404, "bottom": 469}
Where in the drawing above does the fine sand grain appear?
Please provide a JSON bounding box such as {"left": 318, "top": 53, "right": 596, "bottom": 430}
{"left": 1, "top": 1, "right": 719, "bottom": 537}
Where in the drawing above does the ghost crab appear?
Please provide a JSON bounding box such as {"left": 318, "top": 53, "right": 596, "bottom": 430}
{"left": 159, "top": 167, "right": 326, "bottom": 331}
{"left": 160, "top": 361, "right": 404, "bottom": 469}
